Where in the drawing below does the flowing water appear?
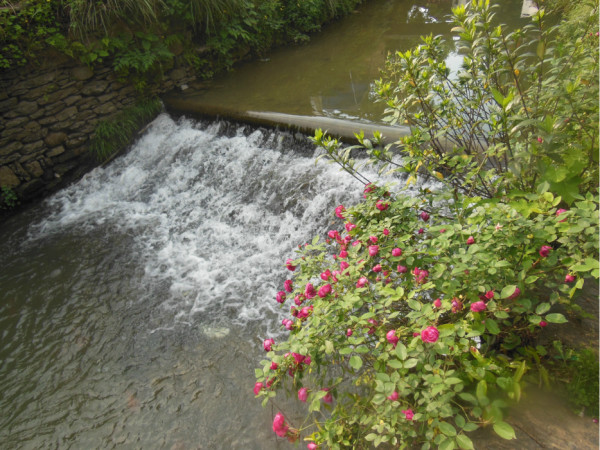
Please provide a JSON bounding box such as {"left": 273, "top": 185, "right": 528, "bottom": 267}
{"left": 1, "top": 115, "right": 431, "bottom": 449}
{"left": 0, "top": 1, "right": 531, "bottom": 448}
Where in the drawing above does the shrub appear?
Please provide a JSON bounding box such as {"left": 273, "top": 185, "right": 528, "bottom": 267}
{"left": 374, "top": 0, "right": 598, "bottom": 202}
{"left": 255, "top": 185, "right": 598, "bottom": 447}
{"left": 254, "top": 1, "right": 599, "bottom": 447}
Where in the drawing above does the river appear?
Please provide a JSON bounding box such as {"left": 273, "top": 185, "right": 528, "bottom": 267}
{"left": 0, "top": 1, "right": 528, "bottom": 448}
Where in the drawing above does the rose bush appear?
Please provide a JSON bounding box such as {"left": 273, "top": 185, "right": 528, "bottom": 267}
{"left": 256, "top": 184, "right": 598, "bottom": 447}
{"left": 255, "top": 1, "right": 598, "bottom": 447}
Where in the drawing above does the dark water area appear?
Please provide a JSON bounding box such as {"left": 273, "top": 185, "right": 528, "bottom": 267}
{"left": 178, "top": 0, "right": 526, "bottom": 124}
{"left": 0, "top": 1, "right": 531, "bottom": 448}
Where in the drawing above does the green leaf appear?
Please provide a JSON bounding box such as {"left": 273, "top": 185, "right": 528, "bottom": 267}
{"left": 349, "top": 355, "right": 363, "bottom": 370}
{"left": 403, "top": 358, "right": 418, "bottom": 369}
{"left": 439, "top": 438, "right": 456, "bottom": 450}
{"left": 459, "top": 393, "right": 477, "bottom": 404}
{"left": 395, "top": 342, "right": 408, "bottom": 360}
{"left": 325, "top": 340, "right": 334, "bottom": 354}
{"left": 365, "top": 433, "right": 377, "bottom": 441}
{"left": 372, "top": 393, "right": 386, "bottom": 405}
{"left": 500, "top": 285, "right": 517, "bottom": 299}
{"left": 524, "top": 275, "right": 539, "bottom": 284}
{"left": 545, "top": 313, "right": 567, "bottom": 323}
{"left": 476, "top": 380, "right": 487, "bottom": 402}
{"left": 438, "top": 421, "right": 457, "bottom": 436}
{"left": 388, "top": 359, "right": 403, "bottom": 369}
{"left": 456, "top": 434, "right": 474, "bottom": 449}
{"left": 493, "top": 421, "right": 516, "bottom": 440}
{"left": 535, "top": 303, "right": 551, "bottom": 315}
{"left": 463, "top": 422, "right": 479, "bottom": 432}
{"left": 485, "top": 319, "right": 500, "bottom": 335}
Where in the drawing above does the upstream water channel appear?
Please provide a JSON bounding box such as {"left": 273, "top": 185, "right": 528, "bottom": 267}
{"left": 1, "top": 1, "right": 529, "bottom": 448}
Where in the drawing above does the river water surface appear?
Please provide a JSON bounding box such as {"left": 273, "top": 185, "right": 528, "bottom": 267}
{"left": 1, "top": 1, "right": 529, "bottom": 448}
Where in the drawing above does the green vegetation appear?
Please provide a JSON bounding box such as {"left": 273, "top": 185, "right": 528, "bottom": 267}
{"left": 256, "top": 0, "right": 599, "bottom": 447}
{"left": 0, "top": 0, "right": 364, "bottom": 80}
{"left": 0, "top": 186, "right": 18, "bottom": 209}
{"left": 551, "top": 342, "right": 599, "bottom": 417}
{"left": 89, "top": 97, "right": 162, "bottom": 162}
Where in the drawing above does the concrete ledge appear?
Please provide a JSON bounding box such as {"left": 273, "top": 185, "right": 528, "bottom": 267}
{"left": 162, "top": 94, "right": 411, "bottom": 145}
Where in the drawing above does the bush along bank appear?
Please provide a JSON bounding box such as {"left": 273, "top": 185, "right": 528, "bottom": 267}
{"left": 0, "top": 0, "right": 365, "bottom": 213}
{"left": 255, "top": 0, "right": 599, "bottom": 448}
{"left": 0, "top": 0, "right": 365, "bottom": 81}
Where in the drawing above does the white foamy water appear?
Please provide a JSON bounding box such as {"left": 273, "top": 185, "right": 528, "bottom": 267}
{"left": 28, "top": 114, "right": 412, "bottom": 334}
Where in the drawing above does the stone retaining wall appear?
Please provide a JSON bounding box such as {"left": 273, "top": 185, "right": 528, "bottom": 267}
{"left": 0, "top": 59, "right": 196, "bottom": 205}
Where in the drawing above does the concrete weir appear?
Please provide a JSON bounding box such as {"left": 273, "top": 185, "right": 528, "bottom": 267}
{"left": 162, "top": 93, "right": 411, "bottom": 145}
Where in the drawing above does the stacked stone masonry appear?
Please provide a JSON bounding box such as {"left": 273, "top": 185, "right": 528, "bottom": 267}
{"left": 0, "top": 60, "right": 196, "bottom": 203}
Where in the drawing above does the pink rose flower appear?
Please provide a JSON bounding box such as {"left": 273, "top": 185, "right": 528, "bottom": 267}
{"left": 339, "top": 250, "right": 348, "bottom": 259}
{"left": 386, "top": 329, "right": 399, "bottom": 347}
{"left": 420, "top": 211, "right": 430, "bottom": 222}
{"left": 297, "top": 305, "right": 313, "bottom": 319}
{"left": 540, "top": 320, "right": 548, "bottom": 327}
{"left": 356, "top": 277, "right": 369, "bottom": 288}
{"left": 421, "top": 326, "right": 439, "bottom": 343}
{"left": 340, "top": 261, "right": 350, "bottom": 272}
{"left": 508, "top": 287, "right": 521, "bottom": 300}
{"left": 284, "top": 280, "right": 293, "bottom": 293}
{"left": 440, "top": 229, "right": 446, "bottom": 233}
{"left": 368, "top": 245, "right": 379, "bottom": 256}
{"left": 318, "top": 284, "right": 332, "bottom": 298}
{"left": 470, "top": 300, "right": 487, "bottom": 312}
{"left": 372, "top": 264, "right": 382, "bottom": 273}
{"left": 272, "top": 412, "right": 289, "bottom": 437}
{"left": 565, "top": 274, "right": 576, "bottom": 283}
{"left": 537, "top": 136, "right": 543, "bottom": 143}
{"left": 345, "top": 222, "right": 356, "bottom": 232}
{"left": 397, "top": 265, "right": 408, "bottom": 274}
{"left": 451, "top": 298, "right": 463, "bottom": 313}
{"left": 328, "top": 230, "right": 340, "bottom": 240}
{"left": 391, "top": 248, "right": 402, "bottom": 257}
{"left": 263, "top": 338, "right": 275, "bottom": 352}
{"left": 254, "top": 382, "right": 264, "bottom": 395}
{"left": 320, "top": 269, "right": 331, "bottom": 281}
{"left": 556, "top": 208, "right": 568, "bottom": 222}
{"left": 485, "top": 290, "right": 494, "bottom": 300}
{"left": 270, "top": 361, "right": 278, "bottom": 370}
{"left": 402, "top": 409, "right": 414, "bottom": 420}
{"left": 539, "top": 245, "right": 552, "bottom": 258}
{"left": 412, "top": 267, "right": 429, "bottom": 284}
{"left": 276, "top": 291, "right": 286, "bottom": 304}
{"left": 466, "top": 236, "right": 475, "bottom": 245}
{"left": 433, "top": 298, "right": 442, "bottom": 308}
{"left": 346, "top": 328, "right": 353, "bottom": 337}
{"left": 363, "top": 183, "right": 376, "bottom": 197}
{"left": 286, "top": 259, "right": 296, "bottom": 271}
{"left": 292, "top": 353, "right": 306, "bottom": 364}
{"left": 335, "top": 205, "right": 345, "bottom": 219}
{"left": 298, "top": 387, "right": 308, "bottom": 402}
{"left": 376, "top": 200, "right": 389, "bottom": 211}
{"left": 387, "top": 391, "right": 399, "bottom": 401}
{"left": 282, "top": 318, "right": 293, "bottom": 330}
{"left": 321, "top": 388, "right": 333, "bottom": 404}
{"left": 418, "top": 228, "right": 425, "bottom": 234}
{"left": 369, "top": 235, "right": 378, "bottom": 243}
{"left": 305, "top": 283, "right": 316, "bottom": 299}
{"left": 383, "top": 228, "right": 390, "bottom": 236}
{"left": 307, "top": 443, "right": 318, "bottom": 450}
{"left": 294, "top": 294, "right": 304, "bottom": 306}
